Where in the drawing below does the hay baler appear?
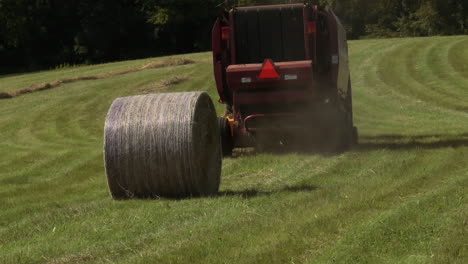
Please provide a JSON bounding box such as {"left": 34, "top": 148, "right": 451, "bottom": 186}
{"left": 103, "top": 3, "right": 356, "bottom": 200}
{"left": 214, "top": 3, "right": 357, "bottom": 155}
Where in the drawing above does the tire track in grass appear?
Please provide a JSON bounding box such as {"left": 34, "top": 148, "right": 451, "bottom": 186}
{"left": 430, "top": 204, "right": 468, "bottom": 264}
{"left": 221, "top": 153, "right": 338, "bottom": 191}
{"left": 376, "top": 39, "right": 467, "bottom": 113}
{"left": 50, "top": 78, "right": 119, "bottom": 144}
{"left": 0, "top": 149, "right": 101, "bottom": 205}
{"left": 407, "top": 38, "right": 468, "bottom": 111}
{"left": 23, "top": 93, "right": 100, "bottom": 149}
{"left": 413, "top": 38, "right": 466, "bottom": 102}
{"left": 425, "top": 37, "right": 468, "bottom": 95}
{"left": 0, "top": 177, "right": 107, "bottom": 243}
{"left": 69, "top": 63, "right": 198, "bottom": 141}
{"left": 51, "top": 90, "right": 109, "bottom": 145}
{"left": 295, "top": 148, "right": 467, "bottom": 263}
{"left": 0, "top": 95, "right": 86, "bottom": 151}
{"left": 375, "top": 40, "right": 429, "bottom": 97}
{"left": 447, "top": 37, "right": 468, "bottom": 79}
{"left": 126, "top": 149, "right": 458, "bottom": 263}
{"left": 349, "top": 37, "right": 466, "bottom": 136}
{"left": 304, "top": 148, "right": 464, "bottom": 262}
{"left": 197, "top": 154, "right": 410, "bottom": 262}
{"left": 312, "top": 173, "right": 467, "bottom": 263}
{"left": 0, "top": 151, "right": 59, "bottom": 183}
{"left": 0, "top": 149, "right": 31, "bottom": 168}
{"left": 410, "top": 39, "right": 467, "bottom": 111}
{"left": 69, "top": 73, "right": 161, "bottom": 142}
{"left": 376, "top": 40, "right": 444, "bottom": 109}
{"left": 351, "top": 39, "right": 439, "bottom": 133}
{"left": 3, "top": 149, "right": 466, "bottom": 263}
{"left": 1, "top": 151, "right": 343, "bottom": 263}
{"left": 0, "top": 150, "right": 104, "bottom": 248}
{"left": 2, "top": 198, "right": 242, "bottom": 263}
{"left": 26, "top": 77, "right": 126, "bottom": 147}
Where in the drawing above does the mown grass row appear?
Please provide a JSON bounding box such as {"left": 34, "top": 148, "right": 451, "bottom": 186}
{"left": 0, "top": 36, "right": 467, "bottom": 263}
{"left": 0, "top": 58, "right": 195, "bottom": 99}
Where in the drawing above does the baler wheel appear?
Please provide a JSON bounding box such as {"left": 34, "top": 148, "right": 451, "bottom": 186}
{"left": 319, "top": 109, "right": 353, "bottom": 153}
{"left": 217, "top": 117, "right": 233, "bottom": 157}
{"left": 104, "top": 92, "right": 222, "bottom": 199}
{"left": 337, "top": 112, "right": 355, "bottom": 152}
{"left": 352, "top": 126, "right": 359, "bottom": 145}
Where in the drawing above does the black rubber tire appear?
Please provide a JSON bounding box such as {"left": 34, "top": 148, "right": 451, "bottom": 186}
{"left": 346, "top": 77, "right": 358, "bottom": 147}
{"left": 339, "top": 110, "right": 356, "bottom": 152}
{"left": 352, "top": 126, "right": 359, "bottom": 145}
{"left": 322, "top": 110, "right": 352, "bottom": 153}
{"left": 218, "top": 117, "right": 233, "bottom": 157}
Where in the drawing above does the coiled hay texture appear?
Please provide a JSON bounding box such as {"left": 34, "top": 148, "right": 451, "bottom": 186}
{"left": 104, "top": 92, "right": 221, "bottom": 199}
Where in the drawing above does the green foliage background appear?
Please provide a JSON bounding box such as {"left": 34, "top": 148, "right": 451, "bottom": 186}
{"left": 0, "top": 0, "right": 466, "bottom": 73}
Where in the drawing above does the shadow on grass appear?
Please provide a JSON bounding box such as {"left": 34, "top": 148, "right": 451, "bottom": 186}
{"left": 219, "top": 184, "right": 317, "bottom": 198}
{"left": 231, "top": 147, "right": 344, "bottom": 158}
{"left": 124, "top": 184, "right": 318, "bottom": 201}
{"left": 228, "top": 133, "right": 468, "bottom": 156}
{"left": 357, "top": 133, "right": 468, "bottom": 150}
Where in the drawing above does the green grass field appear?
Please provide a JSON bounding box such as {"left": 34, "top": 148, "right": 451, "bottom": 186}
{"left": 0, "top": 36, "right": 467, "bottom": 264}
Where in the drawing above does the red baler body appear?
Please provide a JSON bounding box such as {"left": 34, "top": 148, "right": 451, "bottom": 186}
{"left": 212, "top": 3, "right": 355, "bottom": 150}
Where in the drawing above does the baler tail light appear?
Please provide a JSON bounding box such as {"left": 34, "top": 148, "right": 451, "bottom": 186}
{"left": 222, "top": 27, "right": 231, "bottom": 40}
{"left": 307, "top": 21, "right": 317, "bottom": 34}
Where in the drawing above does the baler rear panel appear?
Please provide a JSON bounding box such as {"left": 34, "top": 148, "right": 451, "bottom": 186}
{"left": 212, "top": 3, "right": 357, "bottom": 152}
{"left": 234, "top": 5, "right": 306, "bottom": 64}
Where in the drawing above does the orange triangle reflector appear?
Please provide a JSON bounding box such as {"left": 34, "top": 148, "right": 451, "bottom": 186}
{"left": 258, "top": 59, "right": 280, "bottom": 79}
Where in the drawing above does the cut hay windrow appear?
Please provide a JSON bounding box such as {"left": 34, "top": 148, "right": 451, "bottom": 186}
{"left": 155, "top": 75, "right": 190, "bottom": 89}
{"left": 0, "top": 58, "right": 195, "bottom": 99}
{"left": 104, "top": 92, "right": 222, "bottom": 199}
{"left": 138, "top": 76, "right": 190, "bottom": 94}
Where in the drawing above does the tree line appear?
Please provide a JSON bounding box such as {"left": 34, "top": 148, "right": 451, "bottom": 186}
{"left": 0, "top": 0, "right": 466, "bottom": 74}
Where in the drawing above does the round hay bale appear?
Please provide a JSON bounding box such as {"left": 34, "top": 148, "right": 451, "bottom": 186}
{"left": 104, "top": 92, "right": 221, "bottom": 199}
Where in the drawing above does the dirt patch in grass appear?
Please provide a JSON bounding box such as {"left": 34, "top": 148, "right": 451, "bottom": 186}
{"left": 139, "top": 75, "right": 190, "bottom": 94}
{"left": 1, "top": 58, "right": 195, "bottom": 99}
